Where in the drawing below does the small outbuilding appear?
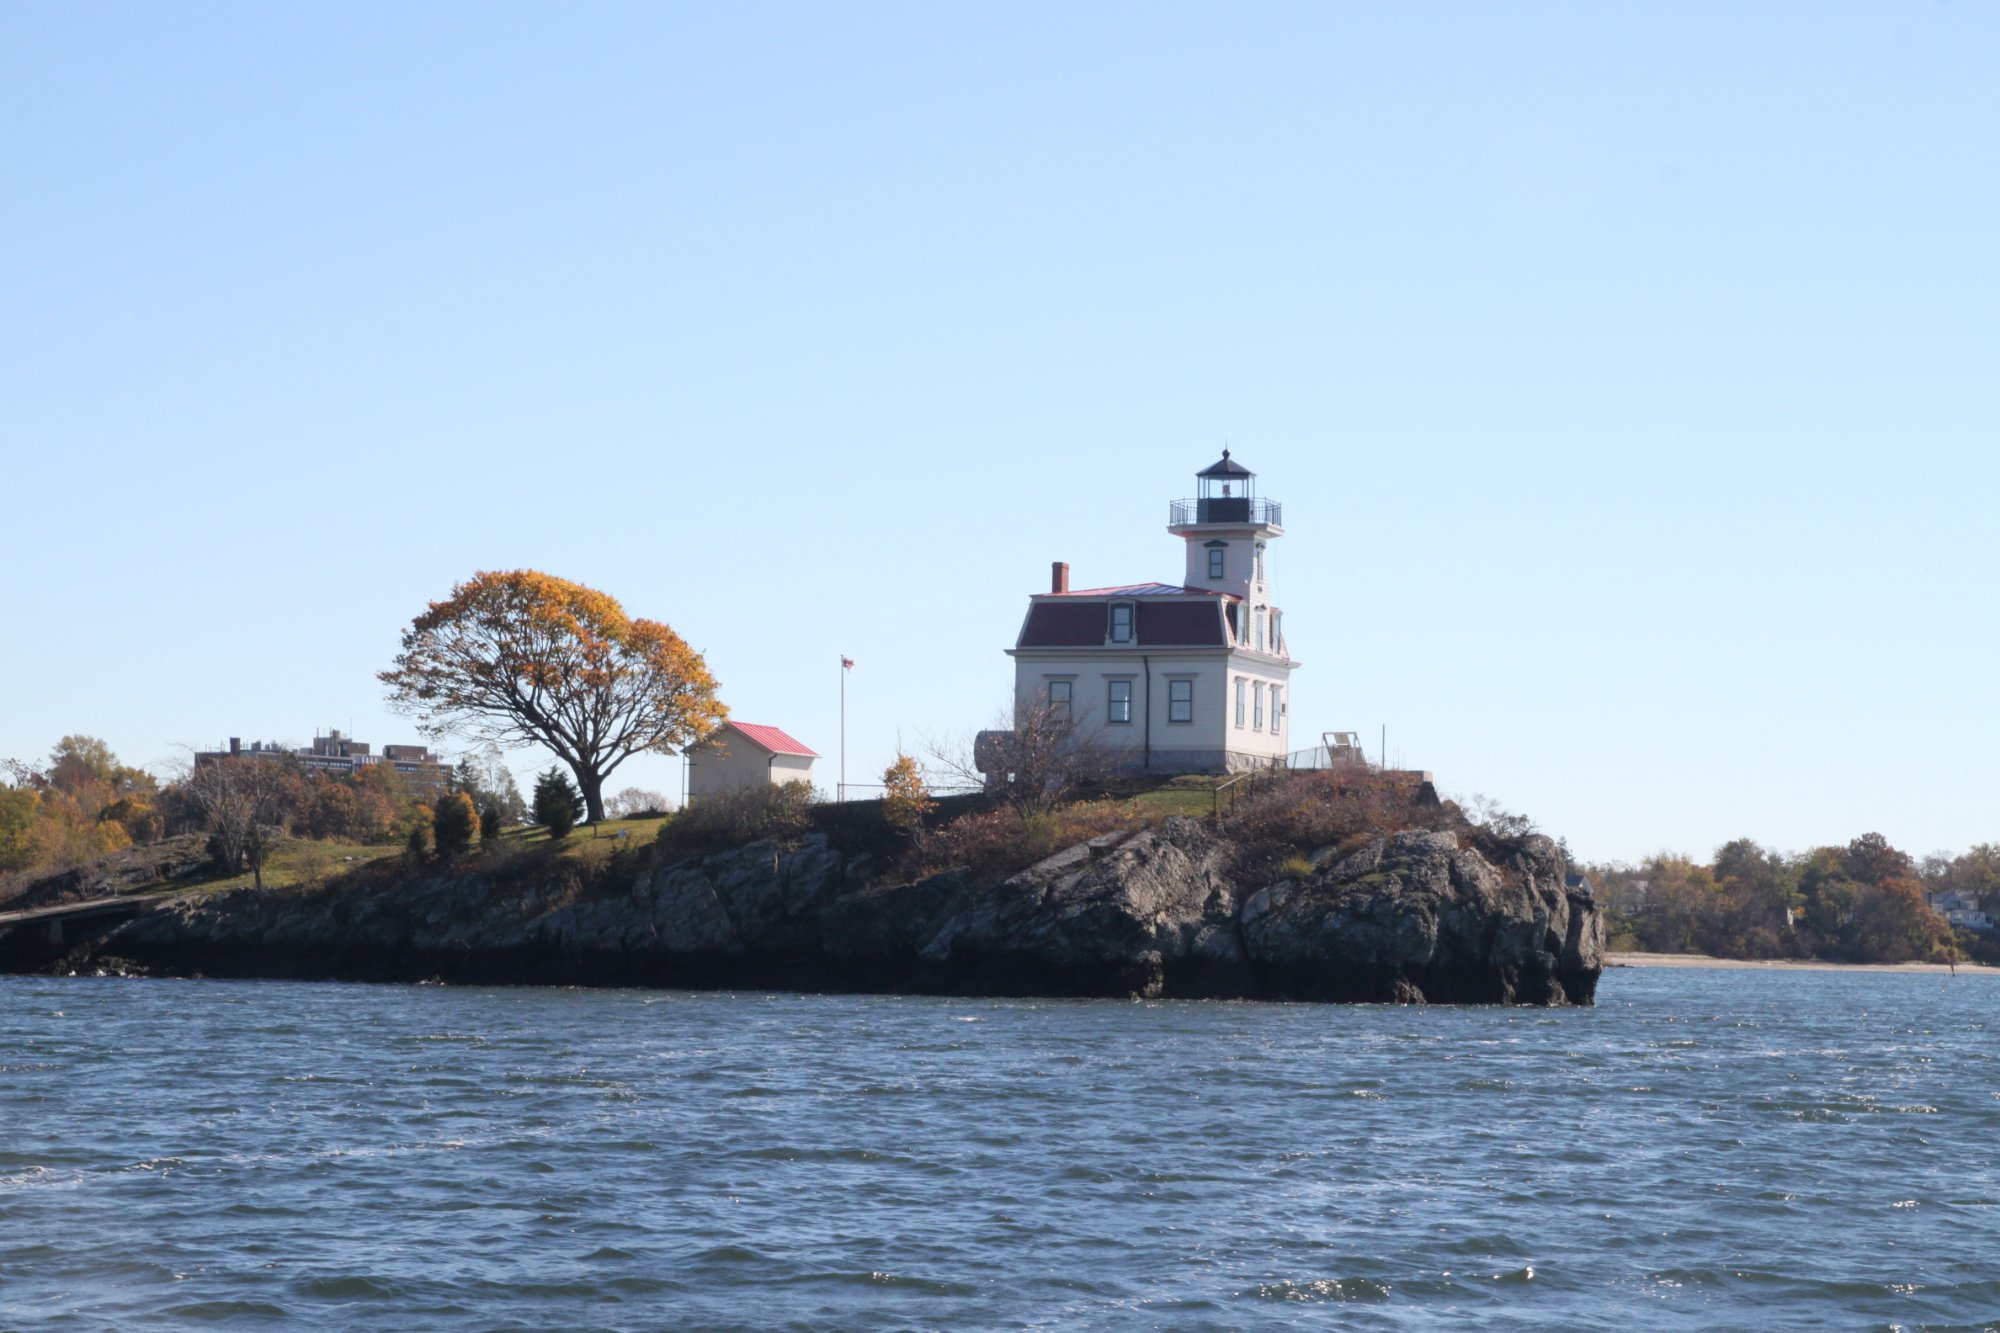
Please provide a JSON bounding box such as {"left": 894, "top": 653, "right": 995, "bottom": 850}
{"left": 686, "top": 721, "right": 819, "bottom": 801}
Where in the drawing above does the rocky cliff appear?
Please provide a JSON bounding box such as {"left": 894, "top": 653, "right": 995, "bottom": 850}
{"left": 53, "top": 817, "right": 1602, "bottom": 1004}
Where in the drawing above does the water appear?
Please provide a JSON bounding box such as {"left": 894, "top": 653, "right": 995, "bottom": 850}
{"left": 3, "top": 971, "right": 1997, "bottom": 1331}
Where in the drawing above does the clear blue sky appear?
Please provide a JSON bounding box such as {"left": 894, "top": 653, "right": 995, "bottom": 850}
{"left": 4, "top": 2, "right": 1995, "bottom": 864}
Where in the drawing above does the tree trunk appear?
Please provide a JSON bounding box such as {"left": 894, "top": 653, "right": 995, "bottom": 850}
{"left": 574, "top": 765, "right": 606, "bottom": 824}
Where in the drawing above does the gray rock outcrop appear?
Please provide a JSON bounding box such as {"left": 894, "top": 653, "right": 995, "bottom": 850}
{"left": 58, "top": 818, "right": 1601, "bottom": 1004}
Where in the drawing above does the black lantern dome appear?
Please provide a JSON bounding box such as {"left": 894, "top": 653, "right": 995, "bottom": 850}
{"left": 1195, "top": 450, "right": 1255, "bottom": 521}
{"left": 1169, "top": 449, "right": 1282, "bottom": 529}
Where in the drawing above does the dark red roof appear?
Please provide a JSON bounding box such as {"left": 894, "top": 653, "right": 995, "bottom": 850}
{"left": 1054, "top": 581, "right": 1187, "bottom": 597}
{"left": 1135, "top": 601, "right": 1227, "bottom": 645}
{"left": 1018, "top": 601, "right": 1106, "bottom": 647}
{"left": 724, "top": 722, "right": 818, "bottom": 757}
{"left": 1051, "top": 582, "right": 1236, "bottom": 599}
{"left": 1016, "top": 598, "right": 1226, "bottom": 648}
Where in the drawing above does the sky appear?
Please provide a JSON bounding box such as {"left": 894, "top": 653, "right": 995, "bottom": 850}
{"left": 3, "top": 2, "right": 1996, "bottom": 864}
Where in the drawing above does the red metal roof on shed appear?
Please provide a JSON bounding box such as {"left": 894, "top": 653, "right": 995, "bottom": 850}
{"left": 724, "top": 722, "right": 818, "bottom": 757}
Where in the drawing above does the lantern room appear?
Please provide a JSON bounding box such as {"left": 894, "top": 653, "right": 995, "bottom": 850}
{"left": 1195, "top": 450, "right": 1256, "bottom": 522}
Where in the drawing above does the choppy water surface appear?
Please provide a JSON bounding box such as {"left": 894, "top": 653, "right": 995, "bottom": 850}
{"left": 4, "top": 971, "right": 1999, "bottom": 1331}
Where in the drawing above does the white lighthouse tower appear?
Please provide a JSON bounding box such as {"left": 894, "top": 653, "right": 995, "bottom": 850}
{"left": 984, "top": 451, "right": 1299, "bottom": 778}
{"left": 1167, "top": 449, "right": 1286, "bottom": 658}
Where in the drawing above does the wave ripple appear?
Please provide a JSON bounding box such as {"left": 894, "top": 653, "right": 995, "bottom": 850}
{"left": 3, "top": 971, "right": 1998, "bottom": 1330}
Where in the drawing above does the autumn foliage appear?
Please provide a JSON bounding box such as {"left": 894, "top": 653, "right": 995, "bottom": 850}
{"left": 379, "top": 570, "right": 726, "bottom": 823}
{"left": 0, "top": 736, "right": 154, "bottom": 876}
{"left": 1591, "top": 831, "right": 1960, "bottom": 965}
{"left": 900, "top": 801, "right": 1143, "bottom": 883}
{"left": 881, "top": 753, "right": 934, "bottom": 831}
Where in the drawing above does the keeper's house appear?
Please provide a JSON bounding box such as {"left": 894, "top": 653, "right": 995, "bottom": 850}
{"left": 686, "top": 721, "right": 818, "bottom": 800}
{"left": 979, "top": 452, "right": 1299, "bottom": 778}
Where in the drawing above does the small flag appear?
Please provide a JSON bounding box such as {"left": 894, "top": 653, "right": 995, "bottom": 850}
{"left": 841, "top": 656, "right": 855, "bottom": 670}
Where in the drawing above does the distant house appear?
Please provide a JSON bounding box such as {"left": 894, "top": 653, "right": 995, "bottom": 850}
{"left": 686, "top": 722, "right": 818, "bottom": 801}
{"left": 1927, "top": 889, "right": 1993, "bottom": 932}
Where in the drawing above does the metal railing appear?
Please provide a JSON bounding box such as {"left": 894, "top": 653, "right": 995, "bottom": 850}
{"left": 1168, "top": 497, "right": 1283, "bottom": 527}
{"left": 1284, "top": 733, "right": 1369, "bottom": 771}
{"left": 1211, "top": 773, "right": 1250, "bottom": 816}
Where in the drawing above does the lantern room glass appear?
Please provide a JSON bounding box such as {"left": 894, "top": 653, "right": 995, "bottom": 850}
{"left": 1197, "top": 467, "right": 1253, "bottom": 522}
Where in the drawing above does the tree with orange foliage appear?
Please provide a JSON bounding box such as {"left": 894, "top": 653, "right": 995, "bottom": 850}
{"left": 379, "top": 571, "right": 726, "bottom": 823}
{"left": 881, "top": 752, "right": 934, "bottom": 831}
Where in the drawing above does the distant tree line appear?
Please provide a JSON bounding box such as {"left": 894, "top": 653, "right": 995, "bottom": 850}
{"left": 0, "top": 735, "right": 160, "bottom": 872}
{"left": 1584, "top": 832, "right": 2000, "bottom": 965}
{"left": 0, "top": 734, "right": 530, "bottom": 887}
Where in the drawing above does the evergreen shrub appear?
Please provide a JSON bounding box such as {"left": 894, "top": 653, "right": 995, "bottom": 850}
{"left": 533, "top": 769, "right": 584, "bottom": 840}
{"left": 432, "top": 792, "right": 481, "bottom": 860}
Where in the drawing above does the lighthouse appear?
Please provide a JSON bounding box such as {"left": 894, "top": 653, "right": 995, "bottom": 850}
{"left": 984, "top": 451, "right": 1299, "bottom": 778}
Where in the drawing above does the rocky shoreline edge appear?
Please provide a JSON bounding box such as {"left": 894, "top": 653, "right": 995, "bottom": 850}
{"left": 7, "top": 816, "right": 1604, "bottom": 1005}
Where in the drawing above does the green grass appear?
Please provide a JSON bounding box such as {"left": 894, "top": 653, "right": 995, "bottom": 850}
{"left": 503, "top": 816, "right": 670, "bottom": 852}
{"left": 192, "top": 817, "right": 676, "bottom": 894}
{"left": 192, "top": 838, "right": 399, "bottom": 893}
{"left": 1129, "top": 775, "right": 1234, "bottom": 819}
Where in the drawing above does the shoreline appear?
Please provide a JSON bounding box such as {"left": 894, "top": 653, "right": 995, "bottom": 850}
{"left": 1609, "top": 951, "right": 2000, "bottom": 976}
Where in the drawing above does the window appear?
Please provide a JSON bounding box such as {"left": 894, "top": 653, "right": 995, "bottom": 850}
{"left": 1048, "top": 679, "right": 1071, "bottom": 723}
{"left": 1234, "top": 678, "right": 1246, "bottom": 728}
{"left": 1254, "top": 610, "right": 1265, "bottom": 652}
{"left": 1168, "top": 679, "right": 1193, "bottom": 723}
{"left": 1207, "top": 548, "right": 1225, "bottom": 580}
{"left": 1109, "top": 603, "right": 1134, "bottom": 643}
{"left": 1254, "top": 544, "right": 1266, "bottom": 583}
{"left": 1254, "top": 682, "right": 1265, "bottom": 730}
{"left": 1108, "top": 680, "right": 1132, "bottom": 724}
{"left": 1271, "top": 686, "right": 1282, "bottom": 734}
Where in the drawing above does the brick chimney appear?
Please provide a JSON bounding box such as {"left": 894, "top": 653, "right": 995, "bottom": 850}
{"left": 1051, "top": 561, "right": 1070, "bottom": 594}
{"left": 229, "top": 737, "right": 241, "bottom": 756}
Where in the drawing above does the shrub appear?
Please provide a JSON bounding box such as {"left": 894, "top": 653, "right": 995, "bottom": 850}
{"left": 665, "top": 781, "right": 814, "bottom": 853}
{"left": 294, "top": 839, "right": 337, "bottom": 889}
{"left": 882, "top": 753, "right": 934, "bottom": 831}
{"left": 533, "top": 769, "right": 584, "bottom": 840}
{"left": 432, "top": 792, "right": 481, "bottom": 860}
{"left": 404, "top": 814, "right": 435, "bottom": 867}
{"left": 1227, "top": 768, "right": 1441, "bottom": 882}
{"left": 902, "top": 801, "right": 1139, "bottom": 883}
{"left": 478, "top": 801, "right": 507, "bottom": 844}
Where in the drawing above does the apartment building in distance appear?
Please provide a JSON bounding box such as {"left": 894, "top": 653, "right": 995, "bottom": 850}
{"left": 195, "top": 730, "right": 451, "bottom": 791}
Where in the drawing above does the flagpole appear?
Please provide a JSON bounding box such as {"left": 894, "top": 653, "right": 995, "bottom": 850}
{"left": 840, "top": 654, "right": 846, "bottom": 803}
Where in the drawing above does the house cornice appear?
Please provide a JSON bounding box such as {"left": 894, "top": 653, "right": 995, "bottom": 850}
{"left": 1005, "top": 645, "right": 1234, "bottom": 658}
{"left": 1005, "top": 645, "right": 1300, "bottom": 667}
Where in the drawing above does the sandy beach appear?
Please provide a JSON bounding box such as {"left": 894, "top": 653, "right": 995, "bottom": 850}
{"left": 1609, "top": 951, "right": 2000, "bottom": 976}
